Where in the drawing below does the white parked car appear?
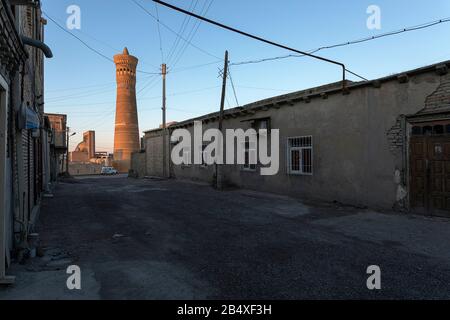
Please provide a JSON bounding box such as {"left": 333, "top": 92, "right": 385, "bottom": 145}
{"left": 101, "top": 167, "right": 118, "bottom": 175}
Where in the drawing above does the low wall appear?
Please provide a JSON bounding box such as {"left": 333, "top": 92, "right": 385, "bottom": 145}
{"left": 69, "top": 163, "right": 103, "bottom": 176}
{"left": 130, "top": 151, "right": 146, "bottom": 178}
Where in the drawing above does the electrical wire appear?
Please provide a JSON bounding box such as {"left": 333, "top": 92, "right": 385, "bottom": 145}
{"left": 166, "top": 0, "right": 198, "bottom": 64}
{"left": 152, "top": 0, "right": 352, "bottom": 84}
{"left": 170, "top": 60, "right": 222, "bottom": 73}
{"left": 137, "top": 77, "right": 162, "bottom": 96}
{"left": 43, "top": 11, "right": 160, "bottom": 75}
{"left": 45, "top": 82, "right": 116, "bottom": 93}
{"left": 234, "top": 85, "right": 291, "bottom": 92}
{"left": 43, "top": 12, "right": 114, "bottom": 63}
{"left": 171, "top": 0, "right": 215, "bottom": 68}
{"left": 167, "top": 0, "right": 201, "bottom": 65}
{"left": 227, "top": 66, "right": 239, "bottom": 107}
{"left": 154, "top": 1, "right": 165, "bottom": 63}
{"left": 46, "top": 86, "right": 117, "bottom": 102}
{"left": 130, "top": 0, "right": 221, "bottom": 60}
{"left": 229, "top": 16, "right": 450, "bottom": 80}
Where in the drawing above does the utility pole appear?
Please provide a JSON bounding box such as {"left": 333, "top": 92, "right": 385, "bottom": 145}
{"left": 161, "top": 63, "right": 167, "bottom": 178}
{"left": 216, "top": 50, "right": 228, "bottom": 190}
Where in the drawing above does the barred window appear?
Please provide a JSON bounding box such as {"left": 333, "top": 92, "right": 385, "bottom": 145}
{"left": 287, "top": 136, "right": 313, "bottom": 175}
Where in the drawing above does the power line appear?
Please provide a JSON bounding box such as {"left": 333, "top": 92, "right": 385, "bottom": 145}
{"left": 43, "top": 12, "right": 114, "bottom": 63}
{"left": 130, "top": 0, "right": 221, "bottom": 60}
{"left": 43, "top": 11, "right": 160, "bottom": 75}
{"left": 140, "top": 84, "right": 220, "bottom": 100}
{"left": 137, "top": 76, "right": 162, "bottom": 96}
{"left": 166, "top": 0, "right": 198, "bottom": 64}
{"left": 152, "top": 0, "right": 359, "bottom": 90}
{"left": 234, "top": 85, "right": 292, "bottom": 92}
{"left": 75, "top": 28, "right": 121, "bottom": 54}
{"left": 229, "top": 16, "right": 450, "bottom": 78}
{"left": 46, "top": 72, "right": 155, "bottom": 97}
{"left": 227, "top": 66, "right": 239, "bottom": 107}
{"left": 45, "top": 82, "right": 116, "bottom": 93}
{"left": 171, "top": 0, "right": 215, "bottom": 68}
{"left": 47, "top": 84, "right": 221, "bottom": 110}
{"left": 154, "top": 1, "right": 165, "bottom": 63}
{"left": 46, "top": 86, "right": 117, "bottom": 102}
{"left": 137, "top": 74, "right": 159, "bottom": 91}
{"left": 168, "top": 0, "right": 202, "bottom": 65}
{"left": 71, "top": 86, "right": 220, "bottom": 139}
{"left": 170, "top": 60, "right": 222, "bottom": 73}
{"left": 74, "top": 107, "right": 115, "bottom": 131}
{"left": 169, "top": 106, "right": 216, "bottom": 114}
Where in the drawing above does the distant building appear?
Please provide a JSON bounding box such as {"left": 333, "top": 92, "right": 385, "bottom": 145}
{"left": 113, "top": 47, "right": 140, "bottom": 173}
{"left": 69, "top": 130, "right": 113, "bottom": 176}
{"left": 70, "top": 130, "right": 95, "bottom": 162}
{"left": 91, "top": 151, "right": 113, "bottom": 167}
{"left": 45, "top": 113, "right": 67, "bottom": 179}
{"left": 132, "top": 60, "right": 450, "bottom": 217}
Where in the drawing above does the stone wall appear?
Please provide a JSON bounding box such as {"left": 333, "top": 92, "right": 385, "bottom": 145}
{"left": 145, "top": 131, "right": 169, "bottom": 177}
{"left": 69, "top": 163, "right": 103, "bottom": 176}
{"left": 130, "top": 152, "right": 146, "bottom": 178}
{"left": 142, "top": 64, "right": 446, "bottom": 211}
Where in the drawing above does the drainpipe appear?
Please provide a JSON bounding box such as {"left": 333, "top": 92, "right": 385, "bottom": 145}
{"left": 20, "top": 35, "right": 53, "bottom": 58}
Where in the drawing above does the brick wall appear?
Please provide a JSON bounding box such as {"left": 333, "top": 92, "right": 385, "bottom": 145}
{"left": 425, "top": 74, "right": 450, "bottom": 110}
{"left": 386, "top": 116, "right": 404, "bottom": 156}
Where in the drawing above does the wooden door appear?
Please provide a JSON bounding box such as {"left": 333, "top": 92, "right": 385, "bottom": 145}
{"left": 410, "top": 137, "right": 428, "bottom": 214}
{"left": 427, "top": 137, "right": 450, "bottom": 217}
{"left": 410, "top": 133, "right": 450, "bottom": 217}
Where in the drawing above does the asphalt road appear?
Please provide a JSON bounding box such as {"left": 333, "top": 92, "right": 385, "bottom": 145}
{"left": 1, "top": 175, "right": 450, "bottom": 299}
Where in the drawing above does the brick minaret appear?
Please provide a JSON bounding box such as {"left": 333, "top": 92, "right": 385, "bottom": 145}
{"left": 113, "top": 47, "right": 140, "bottom": 173}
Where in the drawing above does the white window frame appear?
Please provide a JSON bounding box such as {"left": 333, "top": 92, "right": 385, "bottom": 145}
{"left": 287, "top": 136, "right": 313, "bottom": 176}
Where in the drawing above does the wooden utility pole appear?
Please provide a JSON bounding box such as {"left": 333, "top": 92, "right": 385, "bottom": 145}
{"left": 161, "top": 63, "right": 167, "bottom": 178}
{"left": 216, "top": 50, "right": 228, "bottom": 190}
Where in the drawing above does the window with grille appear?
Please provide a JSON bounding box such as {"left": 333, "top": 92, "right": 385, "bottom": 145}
{"left": 243, "top": 141, "right": 257, "bottom": 171}
{"left": 287, "top": 136, "right": 313, "bottom": 175}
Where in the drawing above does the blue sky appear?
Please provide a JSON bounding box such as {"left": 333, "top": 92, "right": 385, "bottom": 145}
{"left": 42, "top": 0, "right": 450, "bottom": 152}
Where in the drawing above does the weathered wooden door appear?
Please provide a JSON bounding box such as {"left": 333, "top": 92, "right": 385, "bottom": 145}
{"left": 410, "top": 136, "right": 428, "bottom": 214}
{"left": 410, "top": 132, "right": 450, "bottom": 217}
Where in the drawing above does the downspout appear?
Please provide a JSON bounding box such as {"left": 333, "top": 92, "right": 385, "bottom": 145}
{"left": 20, "top": 35, "right": 53, "bottom": 58}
